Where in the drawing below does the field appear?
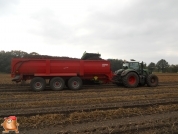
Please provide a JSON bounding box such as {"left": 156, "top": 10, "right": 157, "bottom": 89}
{"left": 0, "top": 73, "right": 178, "bottom": 134}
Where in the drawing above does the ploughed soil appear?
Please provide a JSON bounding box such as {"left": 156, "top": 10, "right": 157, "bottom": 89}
{"left": 0, "top": 74, "right": 178, "bottom": 134}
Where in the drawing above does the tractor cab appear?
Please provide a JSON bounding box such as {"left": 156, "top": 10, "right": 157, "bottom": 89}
{"left": 122, "top": 61, "right": 150, "bottom": 75}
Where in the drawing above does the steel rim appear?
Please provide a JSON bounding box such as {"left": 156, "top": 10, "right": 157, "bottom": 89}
{"left": 35, "top": 82, "right": 42, "bottom": 89}
{"left": 72, "top": 81, "right": 79, "bottom": 88}
{"left": 128, "top": 76, "right": 136, "bottom": 85}
{"left": 53, "top": 81, "right": 62, "bottom": 88}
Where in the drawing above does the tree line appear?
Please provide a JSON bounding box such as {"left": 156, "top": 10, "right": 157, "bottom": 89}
{"left": 0, "top": 50, "right": 178, "bottom": 73}
{"left": 147, "top": 59, "right": 178, "bottom": 73}
{"left": 0, "top": 50, "right": 50, "bottom": 73}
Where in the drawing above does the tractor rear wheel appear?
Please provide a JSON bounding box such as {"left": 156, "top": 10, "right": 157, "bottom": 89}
{"left": 50, "top": 77, "right": 65, "bottom": 91}
{"left": 146, "top": 74, "right": 158, "bottom": 87}
{"left": 123, "top": 72, "right": 139, "bottom": 88}
{"left": 30, "top": 77, "right": 46, "bottom": 91}
{"left": 68, "top": 77, "right": 82, "bottom": 90}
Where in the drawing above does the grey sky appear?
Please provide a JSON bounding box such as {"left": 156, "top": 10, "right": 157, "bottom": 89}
{"left": 0, "top": 0, "right": 178, "bottom": 65}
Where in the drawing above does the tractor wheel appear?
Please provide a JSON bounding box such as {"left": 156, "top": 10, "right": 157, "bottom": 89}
{"left": 122, "top": 72, "right": 139, "bottom": 88}
{"left": 50, "top": 77, "right": 65, "bottom": 91}
{"left": 68, "top": 77, "right": 82, "bottom": 90}
{"left": 146, "top": 74, "right": 158, "bottom": 87}
{"left": 30, "top": 77, "right": 46, "bottom": 91}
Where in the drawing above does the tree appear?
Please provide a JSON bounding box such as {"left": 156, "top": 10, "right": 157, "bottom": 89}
{"left": 0, "top": 50, "right": 38, "bottom": 73}
{"left": 168, "top": 64, "right": 178, "bottom": 73}
{"left": 0, "top": 51, "right": 12, "bottom": 73}
{"left": 156, "top": 59, "right": 169, "bottom": 73}
{"left": 147, "top": 62, "right": 156, "bottom": 73}
{"left": 11, "top": 50, "right": 28, "bottom": 58}
{"left": 29, "top": 52, "right": 39, "bottom": 55}
{"left": 107, "top": 59, "right": 123, "bottom": 72}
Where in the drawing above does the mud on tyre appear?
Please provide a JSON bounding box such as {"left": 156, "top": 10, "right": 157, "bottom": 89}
{"left": 30, "top": 77, "right": 46, "bottom": 91}
{"left": 50, "top": 77, "right": 65, "bottom": 91}
{"left": 68, "top": 77, "right": 82, "bottom": 90}
{"left": 146, "top": 74, "right": 158, "bottom": 87}
{"left": 123, "top": 72, "right": 139, "bottom": 88}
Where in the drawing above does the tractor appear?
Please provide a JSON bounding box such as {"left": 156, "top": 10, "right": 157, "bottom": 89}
{"left": 113, "top": 60, "right": 158, "bottom": 88}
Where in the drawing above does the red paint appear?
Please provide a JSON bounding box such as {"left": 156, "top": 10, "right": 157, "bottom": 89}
{"left": 11, "top": 58, "right": 113, "bottom": 84}
{"left": 128, "top": 76, "right": 136, "bottom": 85}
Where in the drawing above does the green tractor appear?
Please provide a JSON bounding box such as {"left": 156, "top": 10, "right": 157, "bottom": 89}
{"left": 113, "top": 60, "right": 158, "bottom": 88}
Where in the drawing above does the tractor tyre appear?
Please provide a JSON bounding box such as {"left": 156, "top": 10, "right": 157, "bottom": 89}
{"left": 50, "top": 77, "right": 65, "bottom": 91}
{"left": 68, "top": 77, "right": 82, "bottom": 90}
{"left": 30, "top": 77, "right": 46, "bottom": 91}
{"left": 122, "top": 72, "right": 139, "bottom": 88}
{"left": 146, "top": 74, "right": 158, "bottom": 87}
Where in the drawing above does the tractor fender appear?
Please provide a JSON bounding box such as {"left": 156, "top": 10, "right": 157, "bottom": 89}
{"left": 121, "top": 70, "right": 139, "bottom": 77}
{"left": 114, "top": 69, "right": 124, "bottom": 75}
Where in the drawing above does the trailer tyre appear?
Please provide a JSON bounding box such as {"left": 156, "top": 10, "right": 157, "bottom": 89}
{"left": 146, "top": 74, "right": 158, "bottom": 87}
{"left": 68, "top": 77, "right": 82, "bottom": 90}
{"left": 50, "top": 77, "right": 65, "bottom": 91}
{"left": 123, "top": 72, "right": 139, "bottom": 88}
{"left": 30, "top": 77, "right": 46, "bottom": 91}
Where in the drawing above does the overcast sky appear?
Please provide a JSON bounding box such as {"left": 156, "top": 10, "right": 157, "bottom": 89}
{"left": 0, "top": 0, "right": 178, "bottom": 65}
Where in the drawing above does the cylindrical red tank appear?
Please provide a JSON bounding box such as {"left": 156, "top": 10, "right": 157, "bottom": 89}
{"left": 11, "top": 58, "right": 113, "bottom": 83}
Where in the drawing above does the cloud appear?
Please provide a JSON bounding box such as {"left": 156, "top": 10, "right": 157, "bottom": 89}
{"left": 0, "top": 0, "right": 177, "bottom": 65}
{"left": 0, "top": 0, "right": 19, "bottom": 16}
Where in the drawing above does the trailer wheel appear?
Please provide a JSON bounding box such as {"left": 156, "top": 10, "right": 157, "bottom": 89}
{"left": 30, "top": 77, "right": 46, "bottom": 91}
{"left": 68, "top": 77, "right": 82, "bottom": 90}
{"left": 50, "top": 77, "right": 65, "bottom": 91}
{"left": 146, "top": 74, "right": 158, "bottom": 87}
{"left": 122, "top": 72, "right": 139, "bottom": 88}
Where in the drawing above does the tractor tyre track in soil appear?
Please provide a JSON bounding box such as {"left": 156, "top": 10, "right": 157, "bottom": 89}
{"left": 0, "top": 80, "right": 178, "bottom": 133}
{"left": 1, "top": 91, "right": 178, "bottom": 103}
{"left": 22, "top": 111, "right": 177, "bottom": 134}
{"left": 0, "top": 97, "right": 178, "bottom": 117}
{"left": 0, "top": 82, "right": 178, "bottom": 92}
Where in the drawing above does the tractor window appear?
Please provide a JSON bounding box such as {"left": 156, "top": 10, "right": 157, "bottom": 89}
{"left": 123, "top": 63, "right": 129, "bottom": 69}
{"left": 129, "top": 62, "right": 139, "bottom": 70}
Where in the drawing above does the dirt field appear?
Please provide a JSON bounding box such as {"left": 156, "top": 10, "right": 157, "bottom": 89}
{"left": 0, "top": 73, "right": 178, "bottom": 134}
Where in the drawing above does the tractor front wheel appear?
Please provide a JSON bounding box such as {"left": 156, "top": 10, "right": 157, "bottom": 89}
{"left": 123, "top": 72, "right": 139, "bottom": 88}
{"left": 146, "top": 74, "right": 158, "bottom": 87}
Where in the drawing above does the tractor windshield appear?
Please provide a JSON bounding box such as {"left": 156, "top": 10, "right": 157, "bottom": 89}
{"left": 129, "top": 62, "right": 139, "bottom": 70}
{"left": 123, "top": 62, "right": 139, "bottom": 70}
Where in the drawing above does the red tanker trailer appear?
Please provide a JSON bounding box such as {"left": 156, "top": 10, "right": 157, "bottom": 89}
{"left": 11, "top": 53, "right": 113, "bottom": 91}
